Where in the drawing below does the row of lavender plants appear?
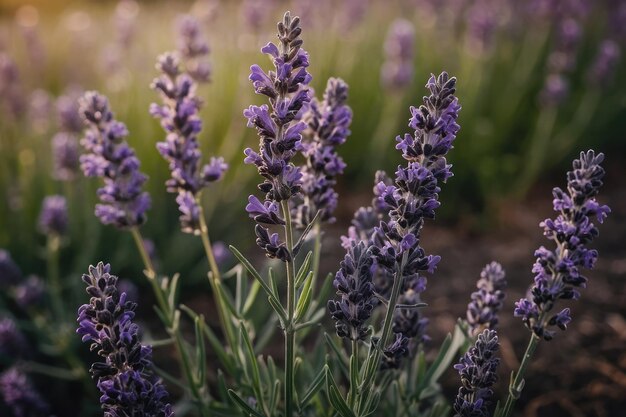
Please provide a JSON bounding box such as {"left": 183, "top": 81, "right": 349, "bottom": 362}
{"left": 0, "top": 9, "right": 611, "bottom": 417}
{"left": 0, "top": 0, "right": 623, "bottom": 260}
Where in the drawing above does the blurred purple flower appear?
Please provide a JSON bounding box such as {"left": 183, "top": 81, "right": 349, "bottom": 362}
{"left": 52, "top": 132, "right": 80, "bottom": 181}
{"left": 13, "top": 275, "right": 45, "bottom": 309}
{"left": 177, "top": 14, "right": 211, "bottom": 82}
{"left": 0, "top": 367, "right": 48, "bottom": 417}
{"left": 0, "top": 317, "right": 27, "bottom": 357}
{"left": 381, "top": 19, "right": 415, "bottom": 89}
{"left": 588, "top": 39, "right": 621, "bottom": 86}
{"left": 0, "top": 250, "right": 22, "bottom": 288}
{"left": 38, "top": 195, "right": 68, "bottom": 237}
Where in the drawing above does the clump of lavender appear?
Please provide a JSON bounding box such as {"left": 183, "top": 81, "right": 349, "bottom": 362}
{"left": 0, "top": 250, "right": 22, "bottom": 288}
{"left": 294, "top": 77, "right": 352, "bottom": 228}
{"left": 79, "top": 91, "right": 151, "bottom": 229}
{"left": 0, "top": 367, "right": 49, "bottom": 417}
{"left": 466, "top": 261, "right": 507, "bottom": 337}
{"left": 77, "top": 262, "right": 173, "bottom": 416}
{"left": 176, "top": 15, "right": 211, "bottom": 83}
{"left": 0, "top": 53, "right": 25, "bottom": 121}
{"left": 328, "top": 241, "right": 377, "bottom": 341}
{"left": 151, "top": 53, "right": 227, "bottom": 234}
{"left": 244, "top": 11, "right": 311, "bottom": 261}
{"left": 372, "top": 72, "right": 460, "bottom": 363}
{"left": 38, "top": 195, "right": 68, "bottom": 237}
{"left": 453, "top": 329, "right": 500, "bottom": 417}
{"left": 381, "top": 19, "right": 415, "bottom": 90}
{"left": 515, "top": 150, "right": 610, "bottom": 341}
{"left": 52, "top": 92, "right": 83, "bottom": 181}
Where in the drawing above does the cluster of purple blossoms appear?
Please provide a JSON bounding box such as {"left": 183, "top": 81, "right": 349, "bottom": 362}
{"left": 381, "top": 19, "right": 415, "bottom": 90}
{"left": 243, "top": 12, "right": 311, "bottom": 262}
{"left": 371, "top": 72, "right": 460, "bottom": 365}
{"left": 0, "top": 367, "right": 49, "bottom": 417}
{"left": 79, "top": 91, "right": 151, "bottom": 229}
{"left": 293, "top": 77, "right": 352, "bottom": 228}
{"left": 587, "top": 39, "right": 621, "bottom": 86}
{"left": 466, "top": 261, "right": 507, "bottom": 337}
{"left": 151, "top": 53, "right": 227, "bottom": 234}
{"left": 77, "top": 262, "right": 173, "bottom": 416}
{"left": 453, "top": 329, "right": 500, "bottom": 417}
{"left": 328, "top": 241, "right": 377, "bottom": 341}
{"left": 38, "top": 195, "right": 68, "bottom": 237}
{"left": 12, "top": 275, "right": 45, "bottom": 309}
{"left": 0, "top": 53, "right": 25, "bottom": 122}
{"left": 541, "top": 17, "right": 582, "bottom": 105}
{"left": 514, "top": 150, "right": 610, "bottom": 341}
{"left": 176, "top": 15, "right": 211, "bottom": 83}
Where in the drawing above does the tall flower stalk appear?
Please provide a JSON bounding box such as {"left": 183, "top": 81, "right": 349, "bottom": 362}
{"left": 243, "top": 11, "right": 311, "bottom": 417}
{"left": 352, "top": 72, "right": 460, "bottom": 415}
{"left": 498, "top": 150, "right": 610, "bottom": 417}
{"left": 151, "top": 43, "right": 233, "bottom": 352}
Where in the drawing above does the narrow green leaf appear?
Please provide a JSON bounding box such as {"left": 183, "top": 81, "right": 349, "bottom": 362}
{"left": 228, "top": 389, "right": 266, "bottom": 417}
{"left": 324, "top": 333, "right": 349, "bottom": 378}
{"left": 326, "top": 368, "right": 355, "bottom": 417}
{"left": 395, "top": 302, "right": 428, "bottom": 309}
{"left": 268, "top": 296, "right": 288, "bottom": 327}
{"left": 217, "top": 370, "right": 230, "bottom": 402}
{"left": 269, "top": 379, "right": 281, "bottom": 415}
{"left": 349, "top": 352, "right": 359, "bottom": 407}
{"left": 229, "top": 245, "right": 275, "bottom": 300}
{"left": 293, "top": 210, "right": 322, "bottom": 256}
{"left": 295, "top": 271, "right": 314, "bottom": 322}
{"left": 215, "top": 280, "right": 240, "bottom": 319}
{"left": 295, "top": 251, "right": 313, "bottom": 289}
{"left": 242, "top": 279, "right": 261, "bottom": 316}
{"left": 268, "top": 267, "right": 279, "bottom": 299}
{"left": 300, "top": 366, "right": 326, "bottom": 408}
{"left": 180, "top": 304, "right": 236, "bottom": 375}
{"left": 239, "top": 323, "right": 266, "bottom": 412}
{"left": 235, "top": 265, "right": 246, "bottom": 314}
{"left": 194, "top": 315, "right": 207, "bottom": 386}
{"left": 167, "top": 273, "right": 181, "bottom": 313}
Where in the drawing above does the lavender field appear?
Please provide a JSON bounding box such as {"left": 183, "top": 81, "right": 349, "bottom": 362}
{"left": 0, "top": 1, "right": 624, "bottom": 417}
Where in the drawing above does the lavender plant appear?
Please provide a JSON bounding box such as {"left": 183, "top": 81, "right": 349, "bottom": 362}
{"left": 465, "top": 262, "right": 507, "bottom": 337}
{"left": 77, "top": 262, "right": 173, "bottom": 416}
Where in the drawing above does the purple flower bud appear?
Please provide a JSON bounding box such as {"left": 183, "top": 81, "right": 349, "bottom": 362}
{"left": 77, "top": 262, "right": 173, "bottom": 416}
{"left": 515, "top": 151, "right": 609, "bottom": 340}
{"left": 453, "top": 329, "right": 500, "bottom": 417}
{"left": 176, "top": 14, "right": 211, "bottom": 83}
{"left": 0, "top": 367, "right": 48, "bottom": 417}
{"left": 380, "top": 332, "right": 410, "bottom": 370}
{"left": 466, "top": 261, "right": 507, "bottom": 336}
{"left": 38, "top": 195, "right": 68, "bottom": 236}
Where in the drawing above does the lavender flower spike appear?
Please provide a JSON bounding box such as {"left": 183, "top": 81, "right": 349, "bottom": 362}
{"left": 151, "top": 52, "right": 227, "bottom": 234}
{"left": 328, "top": 241, "right": 377, "bottom": 341}
{"left": 177, "top": 15, "right": 211, "bottom": 83}
{"left": 453, "top": 329, "right": 500, "bottom": 417}
{"left": 294, "top": 77, "right": 352, "bottom": 228}
{"left": 244, "top": 11, "right": 311, "bottom": 261}
{"left": 515, "top": 150, "right": 610, "bottom": 341}
{"left": 38, "top": 195, "right": 68, "bottom": 236}
{"left": 79, "top": 91, "right": 151, "bottom": 229}
{"left": 466, "top": 261, "right": 507, "bottom": 336}
{"left": 77, "top": 262, "right": 173, "bottom": 416}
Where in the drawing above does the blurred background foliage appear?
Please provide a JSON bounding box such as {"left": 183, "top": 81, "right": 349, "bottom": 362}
{"left": 0, "top": 0, "right": 624, "bottom": 282}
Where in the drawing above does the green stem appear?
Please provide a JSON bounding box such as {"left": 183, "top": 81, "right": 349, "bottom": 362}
{"left": 197, "top": 201, "right": 238, "bottom": 354}
{"left": 281, "top": 200, "right": 297, "bottom": 417}
{"left": 500, "top": 335, "right": 540, "bottom": 417}
{"left": 311, "top": 221, "right": 322, "bottom": 290}
{"left": 130, "top": 227, "right": 208, "bottom": 415}
{"left": 349, "top": 338, "right": 359, "bottom": 409}
{"left": 47, "top": 234, "right": 64, "bottom": 321}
